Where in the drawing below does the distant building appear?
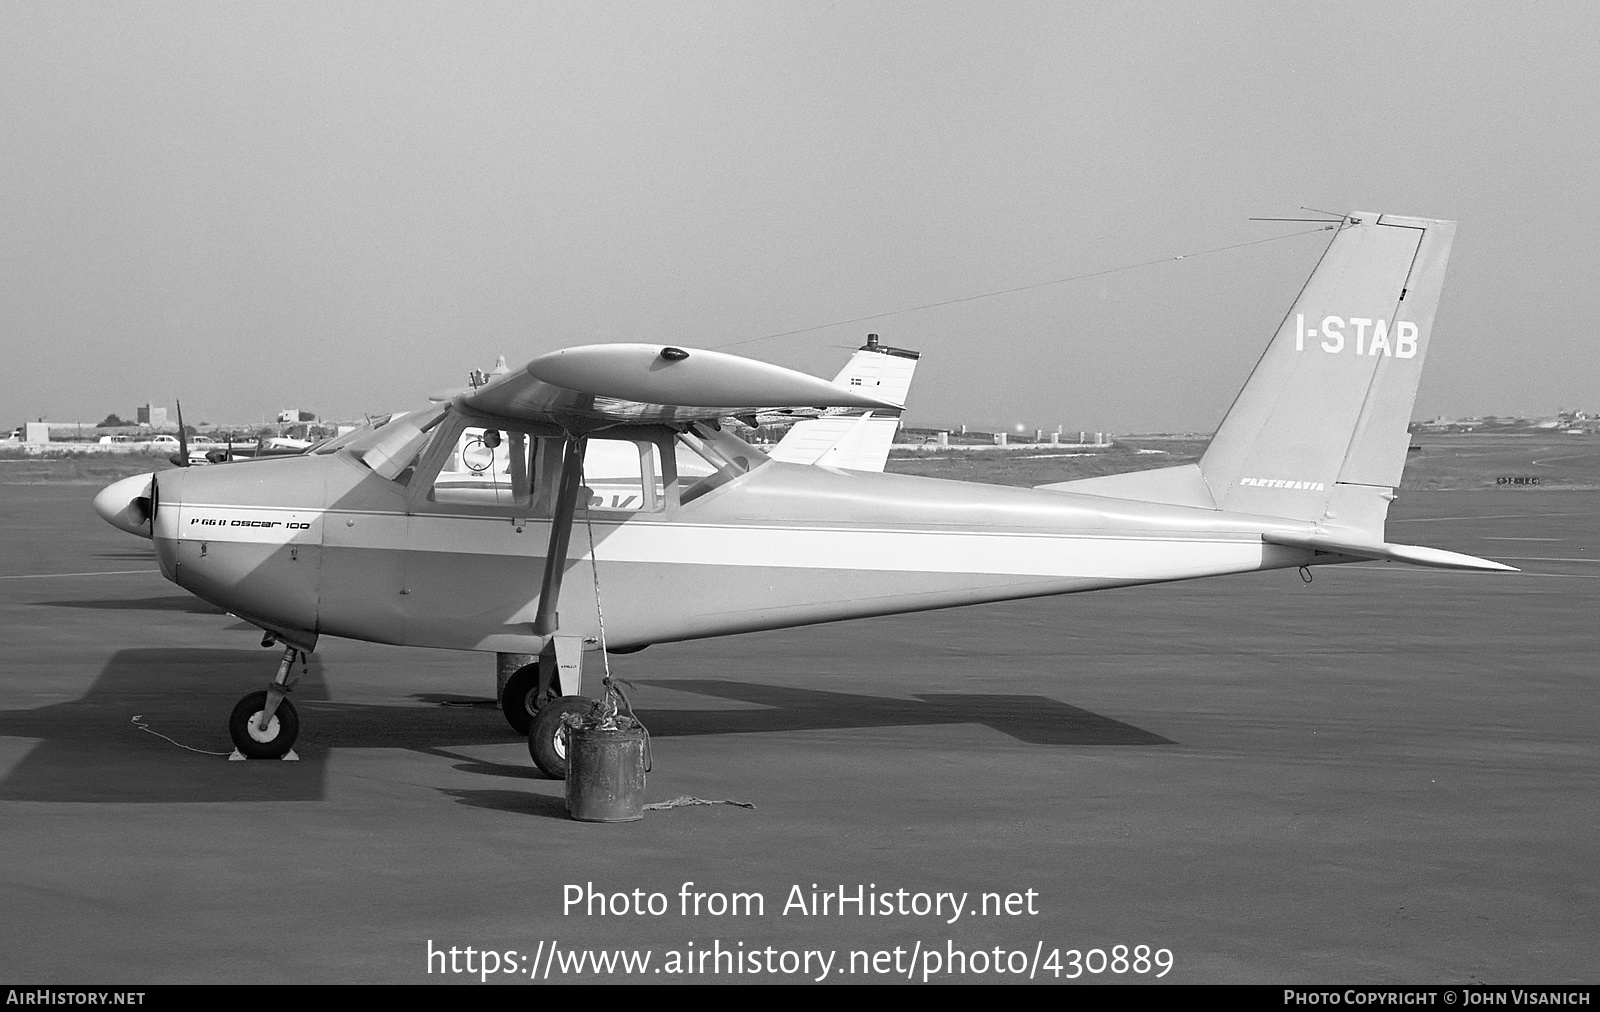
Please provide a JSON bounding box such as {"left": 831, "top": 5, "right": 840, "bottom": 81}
{"left": 137, "top": 404, "right": 167, "bottom": 428}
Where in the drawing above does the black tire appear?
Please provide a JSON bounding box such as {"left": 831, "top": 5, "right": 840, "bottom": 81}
{"left": 500, "top": 664, "right": 541, "bottom": 736}
{"left": 228, "top": 690, "right": 300, "bottom": 760}
{"left": 528, "top": 696, "right": 596, "bottom": 779}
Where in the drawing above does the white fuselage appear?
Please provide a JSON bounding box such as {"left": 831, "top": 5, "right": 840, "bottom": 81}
{"left": 135, "top": 445, "right": 1321, "bottom": 656}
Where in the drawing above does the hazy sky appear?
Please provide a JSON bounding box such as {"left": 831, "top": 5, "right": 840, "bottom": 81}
{"left": 3, "top": 2, "right": 1596, "bottom": 432}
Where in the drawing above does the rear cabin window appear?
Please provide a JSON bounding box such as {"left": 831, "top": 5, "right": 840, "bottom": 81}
{"left": 582, "top": 438, "right": 664, "bottom": 514}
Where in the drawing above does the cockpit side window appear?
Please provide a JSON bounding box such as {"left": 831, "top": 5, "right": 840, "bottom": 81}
{"left": 428, "top": 423, "right": 538, "bottom": 509}
{"left": 400, "top": 412, "right": 675, "bottom": 518}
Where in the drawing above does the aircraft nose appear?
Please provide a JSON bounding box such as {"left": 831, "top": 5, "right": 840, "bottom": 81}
{"left": 93, "top": 473, "right": 156, "bottom": 538}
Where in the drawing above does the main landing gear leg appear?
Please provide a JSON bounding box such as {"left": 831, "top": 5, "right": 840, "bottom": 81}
{"left": 228, "top": 646, "right": 304, "bottom": 760}
{"left": 522, "top": 433, "right": 600, "bottom": 779}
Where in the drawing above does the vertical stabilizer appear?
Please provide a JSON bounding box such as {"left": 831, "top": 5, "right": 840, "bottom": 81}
{"left": 1037, "top": 213, "right": 1456, "bottom": 532}
{"left": 1197, "top": 213, "right": 1455, "bottom": 535}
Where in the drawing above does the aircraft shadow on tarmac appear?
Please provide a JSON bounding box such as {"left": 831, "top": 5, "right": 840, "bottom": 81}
{"left": 33, "top": 595, "right": 229, "bottom": 615}
{"left": 0, "top": 650, "right": 1170, "bottom": 805}
{"left": 0, "top": 649, "right": 334, "bottom": 803}
{"left": 630, "top": 679, "right": 1173, "bottom": 748}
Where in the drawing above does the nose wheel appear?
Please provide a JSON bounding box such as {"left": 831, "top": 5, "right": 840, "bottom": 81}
{"left": 228, "top": 646, "right": 305, "bottom": 760}
{"left": 228, "top": 691, "right": 300, "bottom": 759}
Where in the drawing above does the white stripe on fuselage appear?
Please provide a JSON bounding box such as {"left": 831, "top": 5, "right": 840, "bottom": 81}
{"left": 171, "top": 503, "right": 1272, "bottom": 581}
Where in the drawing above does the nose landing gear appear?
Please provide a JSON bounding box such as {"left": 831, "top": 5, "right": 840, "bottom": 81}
{"left": 228, "top": 646, "right": 305, "bottom": 760}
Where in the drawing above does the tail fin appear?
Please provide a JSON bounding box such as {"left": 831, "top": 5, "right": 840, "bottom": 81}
{"left": 1198, "top": 212, "right": 1455, "bottom": 536}
{"left": 1044, "top": 212, "right": 1455, "bottom": 542}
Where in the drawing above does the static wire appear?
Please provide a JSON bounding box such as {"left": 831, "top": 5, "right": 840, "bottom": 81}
{"left": 714, "top": 225, "right": 1337, "bottom": 350}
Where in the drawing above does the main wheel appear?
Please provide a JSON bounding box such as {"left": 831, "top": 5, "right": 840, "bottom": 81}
{"left": 528, "top": 696, "right": 596, "bottom": 779}
{"left": 500, "top": 663, "right": 541, "bottom": 736}
{"left": 228, "top": 690, "right": 300, "bottom": 760}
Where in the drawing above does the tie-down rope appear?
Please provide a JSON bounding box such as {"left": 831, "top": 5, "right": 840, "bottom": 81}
{"left": 577, "top": 458, "right": 747, "bottom": 811}
{"left": 130, "top": 714, "right": 232, "bottom": 756}
{"left": 645, "top": 796, "right": 756, "bottom": 810}
{"left": 579, "top": 460, "right": 650, "bottom": 770}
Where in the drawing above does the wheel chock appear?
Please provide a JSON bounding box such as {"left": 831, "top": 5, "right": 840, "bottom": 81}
{"left": 228, "top": 748, "right": 300, "bottom": 761}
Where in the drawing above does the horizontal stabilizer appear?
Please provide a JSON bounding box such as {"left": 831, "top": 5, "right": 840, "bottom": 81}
{"left": 1262, "top": 532, "right": 1518, "bottom": 572}
{"left": 1036, "top": 463, "right": 1215, "bottom": 509}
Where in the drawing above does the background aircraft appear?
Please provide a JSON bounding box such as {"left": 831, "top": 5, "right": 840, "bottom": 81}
{"left": 92, "top": 212, "right": 1511, "bottom": 776}
{"left": 766, "top": 333, "right": 920, "bottom": 472}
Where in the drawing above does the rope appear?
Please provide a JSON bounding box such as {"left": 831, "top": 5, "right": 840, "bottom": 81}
{"left": 644, "top": 795, "right": 756, "bottom": 811}
{"left": 578, "top": 453, "right": 652, "bottom": 771}
{"left": 130, "top": 714, "right": 232, "bottom": 757}
{"left": 580, "top": 486, "right": 614, "bottom": 689}
{"left": 715, "top": 225, "right": 1335, "bottom": 349}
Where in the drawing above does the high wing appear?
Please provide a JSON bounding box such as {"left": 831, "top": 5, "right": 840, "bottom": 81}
{"left": 457, "top": 343, "right": 900, "bottom": 428}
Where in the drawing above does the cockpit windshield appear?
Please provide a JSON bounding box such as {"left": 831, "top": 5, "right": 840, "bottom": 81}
{"left": 310, "top": 413, "right": 396, "bottom": 456}
{"left": 343, "top": 404, "right": 448, "bottom": 481}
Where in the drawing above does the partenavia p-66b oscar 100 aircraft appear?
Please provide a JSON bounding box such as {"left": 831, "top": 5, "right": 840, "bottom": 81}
{"left": 93, "top": 212, "right": 1512, "bottom": 776}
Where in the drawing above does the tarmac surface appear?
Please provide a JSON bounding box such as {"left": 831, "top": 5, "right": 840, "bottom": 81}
{"left": 0, "top": 477, "right": 1595, "bottom": 984}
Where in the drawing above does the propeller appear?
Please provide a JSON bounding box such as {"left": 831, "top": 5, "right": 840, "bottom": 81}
{"left": 168, "top": 399, "right": 191, "bottom": 467}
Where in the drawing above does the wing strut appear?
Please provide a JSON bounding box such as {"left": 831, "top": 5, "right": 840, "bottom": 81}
{"left": 534, "top": 434, "right": 587, "bottom": 639}
{"left": 531, "top": 434, "right": 589, "bottom": 705}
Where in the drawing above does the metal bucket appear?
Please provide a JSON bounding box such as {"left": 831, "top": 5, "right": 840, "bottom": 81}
{"left": 564, "top": 722, "right": 647, "bottom": 823}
